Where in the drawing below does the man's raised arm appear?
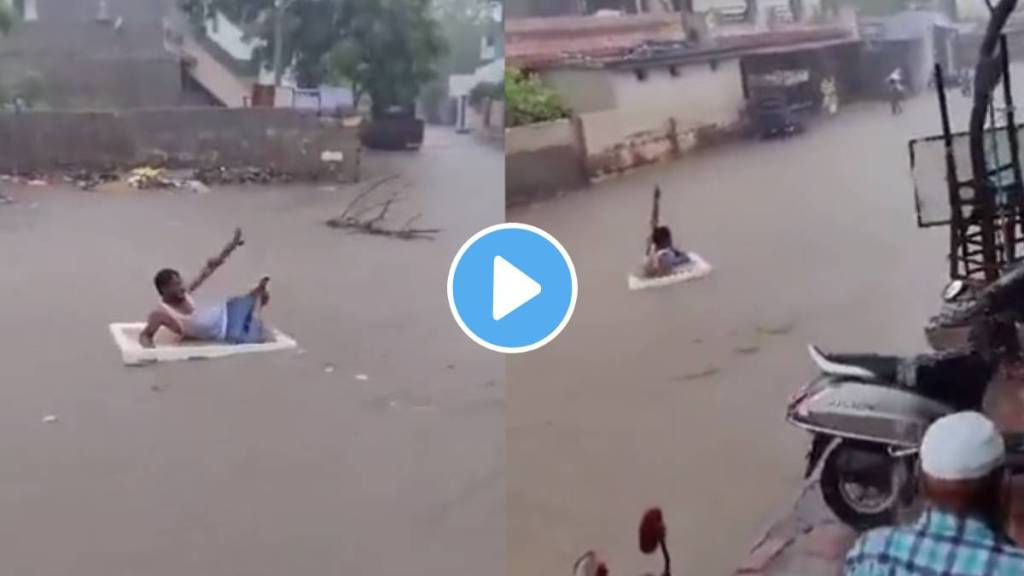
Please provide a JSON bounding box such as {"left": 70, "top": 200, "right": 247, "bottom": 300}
{"left": 187, "top": 228, "right": 244, "bottom": 293}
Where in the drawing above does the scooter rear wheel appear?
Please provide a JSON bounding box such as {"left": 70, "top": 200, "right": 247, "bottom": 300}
{"left": 820, "top": 441, "right": 913, "bottom": 531}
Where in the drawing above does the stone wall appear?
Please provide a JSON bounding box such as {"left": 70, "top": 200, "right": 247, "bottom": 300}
{"left": 0, "top": 108, "right": 361, "bottom": 181}
{"left": 506, "top": 118, "right": 587, "bottom": 205}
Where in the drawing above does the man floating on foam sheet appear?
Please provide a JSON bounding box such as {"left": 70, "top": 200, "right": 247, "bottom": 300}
{"left": 139, "top": 228, "right": 271, "bottom": 348}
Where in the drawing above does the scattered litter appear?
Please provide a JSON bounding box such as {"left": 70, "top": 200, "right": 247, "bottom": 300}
{"left": 185, "top": 179, "right": 211, "bottom": 195}
{"left": 320, "top": 150, "right": 345, "bottom": 163}
{"left": 446, "top": 364, "right": 456, "bottom": 370}
{"left": 27, "top": 179, "right": 47, "bottom": 187}
{"left": 295, "top": 347, "right": 307, "bottom": 356}
{"left": 354, "top": 373, "right": 369, "bottom": 381}
{"left": 319, "top": 185, "right": 338, "bottom": 192}
{"left": 193, "top": 166, "right": 292, "bottom": 186}
{"left": 42, "top": 414, "right": 58, "bottom": 424}
{"left": 67, "top": 169, "right": 118, "bottom": 191}
{"left": 0, "top": 193, "right": 12, "bottom": 204}
{"left": 127, "top": 166, "right": 176, "bottom": 190}
{"left": 150, "top": 384, "right": 163, "bottom": 393}
{"left": 323, "top": 363, "right": 336, "bottom": 374}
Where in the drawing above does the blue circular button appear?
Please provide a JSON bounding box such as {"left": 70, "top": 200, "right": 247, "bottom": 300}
{"left": 447, "top": 223, "right": 578, "bottom": 353}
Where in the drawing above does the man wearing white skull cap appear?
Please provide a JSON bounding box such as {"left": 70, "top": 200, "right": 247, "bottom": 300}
{"left": 845, "top": 411, "right": 1024, "bottom": 575}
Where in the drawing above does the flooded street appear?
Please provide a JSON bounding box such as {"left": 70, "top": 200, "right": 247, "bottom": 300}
{"left": 506, "top": 77, "right": 1020, "bottom": 576}
{"left": 0, "top": 129, "right": 503, "bottom": 576}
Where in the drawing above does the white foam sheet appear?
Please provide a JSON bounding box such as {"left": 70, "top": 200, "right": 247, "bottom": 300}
{"left": 109, "top": 322, "right": 297, "bottom": 366}
{"left": 627, "top": 252, "right": 713, "bottom": 291}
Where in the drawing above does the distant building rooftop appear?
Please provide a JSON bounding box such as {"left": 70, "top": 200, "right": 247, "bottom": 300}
{"left": 507, "top": 12, "right": 859, "bottom": 71}
{"left": 506, "top": 13, "right": 686, "bottom": 69}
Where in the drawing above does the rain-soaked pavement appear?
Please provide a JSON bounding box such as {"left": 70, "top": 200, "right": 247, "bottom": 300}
{"left": 0, "top": 128, "right": 503, "bottom": 576}
{"left": 507, "top": 71, "right": 1024, "bottom": 576}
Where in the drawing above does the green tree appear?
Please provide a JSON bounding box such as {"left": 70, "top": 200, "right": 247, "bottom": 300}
{"left": 324, "top": 0, "right": 447, "bottom": 115}
{"left": 506, "top": 68, "right": 570, "bottom": 127}
{"left": 180, "top": 0, "right": 341, "bottom": 87}
{"left": 0, "top": 3, "right": 13, "bottom": 35}
{"left": 469, "top": 81, "right": 502, "bottom": 106}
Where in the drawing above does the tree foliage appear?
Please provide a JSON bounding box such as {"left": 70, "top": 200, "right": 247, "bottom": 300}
{"left": 0, "top": 3, "right": 13, "bottom": 35}
{"left": 180, "top": 0, "right": 447, "bottom": 114}
{"left": 324, "top": 0, "right": 447, "bottom": 114}
{"left": 469, "top": 81, "right": 502, "bottom": 106}
{"left": 506, "top": 68, "right": 570, "bottom": 127}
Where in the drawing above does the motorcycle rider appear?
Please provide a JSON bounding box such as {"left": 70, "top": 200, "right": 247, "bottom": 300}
{"left": 844, "top": 412, "right": 1024, "bottom": 575}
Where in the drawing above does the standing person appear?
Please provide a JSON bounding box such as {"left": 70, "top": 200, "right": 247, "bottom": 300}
{"left": 962, "top": 68, "right": 975, "bottom": 98}
{"left": 844, "top": 411, "right": 1024, "bottom": 575}
{"left": 888, "top": 69, "right": 905, "bottom": 115}
{"left": 139, "top": 228, "right": 271, "bottom": 348}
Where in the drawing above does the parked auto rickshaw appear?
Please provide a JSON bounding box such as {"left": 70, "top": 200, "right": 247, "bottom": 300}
{"left": 360, "top": 105, "right": 425, "bottom": 151}
{"left": 746, "top": 70, "right": 813, "bottom": 139}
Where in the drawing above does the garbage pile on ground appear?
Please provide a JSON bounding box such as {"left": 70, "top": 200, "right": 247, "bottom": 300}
{"left": 126, "top": 166, "right": 177, "bottom": 190}
{"left": 192, "top": 166, "right": 293, "bottom": 186}
{"left": 65, "top": 169, "right": 119, "bottom": 191}
{"left": 0, "top": 172, "right": 43, "bottom": 185}
{"left": 0, "top": 164, "right": 300, "bottom": 192}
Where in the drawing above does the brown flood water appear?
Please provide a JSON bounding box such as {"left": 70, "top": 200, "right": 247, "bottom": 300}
{"left": 0, "top": 129, "right": 504, "bottom": 576}
{"left": 505, "top": 72, "right": 1024, "bottom": 576}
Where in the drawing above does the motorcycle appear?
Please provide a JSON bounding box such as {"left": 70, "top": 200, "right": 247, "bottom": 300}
{"left": 787, "top": 265, "right": 1024, "bottom": 530}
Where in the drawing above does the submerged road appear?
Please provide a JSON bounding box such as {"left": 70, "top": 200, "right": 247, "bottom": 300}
{"left": 506, "top": 71, "right": 1024, "bottom": 576}
{"left": 0, "top": 129, "right": 504, "bottom": 576}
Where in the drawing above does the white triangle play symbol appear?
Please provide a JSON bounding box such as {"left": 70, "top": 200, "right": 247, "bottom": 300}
{"left": 493, "top": 256, "right": 542, "bottom": 321}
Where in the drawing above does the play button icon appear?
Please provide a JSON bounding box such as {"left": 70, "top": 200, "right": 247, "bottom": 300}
{"left": 492, "top": 256, "right": 541, "bottom": 321}
{"left": 448, "top": 223, "right": 578, "bottom": 353}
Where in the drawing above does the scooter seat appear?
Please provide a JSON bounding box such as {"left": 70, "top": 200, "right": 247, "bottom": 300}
{"left": 808, "top": 345, "right": 900, "bottom": 381}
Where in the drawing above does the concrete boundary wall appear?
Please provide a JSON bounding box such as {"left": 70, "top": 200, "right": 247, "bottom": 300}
{"left": 506, "top": 118, "right": 587, "bottom": 205}
{"left": 0, "top": 108, "right": 361, "bottom": 181}
{"left": 581, "top": 113, "right": 744, "bottom": 179}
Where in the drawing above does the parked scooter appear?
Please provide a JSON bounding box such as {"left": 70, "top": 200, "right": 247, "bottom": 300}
{"left": 786, "top": 265, "right": 1024, "bottom": 530}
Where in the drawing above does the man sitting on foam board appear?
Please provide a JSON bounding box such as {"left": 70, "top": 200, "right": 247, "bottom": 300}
{"left": 643, "top": 225, "right": 691, "bottom": 278}
{"left": 139, "top": 228, "right": 271, "bottom": 348}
